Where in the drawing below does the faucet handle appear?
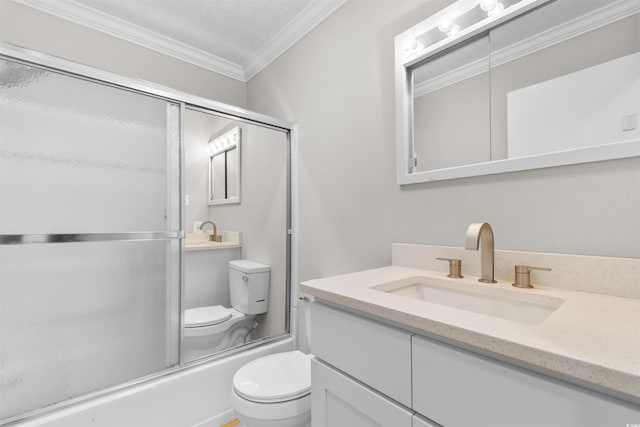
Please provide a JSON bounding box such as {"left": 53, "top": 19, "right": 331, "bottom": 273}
{"left": 436, "top": 258, "right": 463, "bottom": 278}
{"left": 512, "top": 265, "right": 551, "bottom": 289}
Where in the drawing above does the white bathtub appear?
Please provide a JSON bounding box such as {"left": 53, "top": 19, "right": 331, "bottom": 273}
{"left": 15, "top": 338, "right": 294, "bottom": 427}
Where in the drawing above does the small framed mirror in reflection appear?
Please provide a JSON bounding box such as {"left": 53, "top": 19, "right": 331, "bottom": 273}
{"left": 395, "top": 0, "right": 640, "bottom": 184}
{"left": 208, "top": 126, "right": 241, "bottom": 205}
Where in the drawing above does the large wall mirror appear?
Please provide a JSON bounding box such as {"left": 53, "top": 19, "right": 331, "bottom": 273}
{"left": 395, "top": 0, "right": 640, "bottom": 184}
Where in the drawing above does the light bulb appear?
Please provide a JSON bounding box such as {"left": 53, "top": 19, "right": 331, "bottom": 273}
{"left": 488, "top": 2, "right": 504, "bottom": 16}
{"left": 438, "top": 18, "right": 454, "bottom": 33}
{"left": 480, "top": 0, "right": 497, "bottom": 11}
{"left": 480, "top": 0, "right": 504, "bottom": 16}
{"left": 448, "top": 24, "right": 461, "bottom": 36}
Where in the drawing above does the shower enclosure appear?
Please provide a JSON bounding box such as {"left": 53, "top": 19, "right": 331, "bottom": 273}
{"left": 0, "top": 45, "right": 293, "bottom": 425}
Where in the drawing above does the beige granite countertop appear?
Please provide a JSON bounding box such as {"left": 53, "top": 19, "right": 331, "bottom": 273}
{"left": 300, "top": 266, "right": 640, "bottom": 403}
{"left": 185, "top": 231, "right": 241, "bottom": 252}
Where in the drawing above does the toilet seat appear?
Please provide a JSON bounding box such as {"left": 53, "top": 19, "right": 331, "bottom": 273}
{"left": 233, "top": 351, "right": 311, "bottom": 403}
{"left": 185, "top": 305, "right": 232, "bottom": 328}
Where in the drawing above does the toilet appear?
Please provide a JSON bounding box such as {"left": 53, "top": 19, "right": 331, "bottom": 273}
{"left": 231, "top": 351, "right": 312, "bottom": 427}
{"left": 183, "top": 260, "right": 270, "bottom": 361}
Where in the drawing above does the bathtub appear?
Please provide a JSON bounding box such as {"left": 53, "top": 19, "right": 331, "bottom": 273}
{"left": 14, "top": 338, "right": 294, "bottom": 427}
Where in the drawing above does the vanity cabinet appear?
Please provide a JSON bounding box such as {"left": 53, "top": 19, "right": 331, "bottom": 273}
{"left": 310, "top": 301, "right": 639, "bottom": 427}
{"left": 412, "top": 335, "right": 637, "bottom": 427}
{"left": 311, "top": 359, "right": 413, "bottom": 427}
{"left": 310, "top": 301, "right": 412, "bottom": 406}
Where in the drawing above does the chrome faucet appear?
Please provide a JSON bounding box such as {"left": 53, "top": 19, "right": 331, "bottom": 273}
{"left": 465, "top": 222, "right": 497, "bottom": 283}
{"left": 199, "top": 220, "right": 218, "bottom": 242}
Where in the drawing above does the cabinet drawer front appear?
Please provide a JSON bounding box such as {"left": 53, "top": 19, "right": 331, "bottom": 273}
{"left": 311, "top": 302, "right": 412, "bottom": 406}
{"left": 312, "top": 359, "right": 413, "bottom": 427}
{"left": 412, "top": 335, "right": 640, "bottom": 427}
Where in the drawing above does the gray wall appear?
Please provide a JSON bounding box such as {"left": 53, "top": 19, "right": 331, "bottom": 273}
{"left": 247, "top": 0, "right": 640, "bottom": 289}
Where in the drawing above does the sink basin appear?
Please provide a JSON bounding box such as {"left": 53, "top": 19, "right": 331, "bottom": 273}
{"left": 372, "top": 276, "right": 563, "bottom": 324}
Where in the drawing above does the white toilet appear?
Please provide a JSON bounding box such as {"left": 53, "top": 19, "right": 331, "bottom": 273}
{"left": 231, "top": 351, "right": 312, "bottom": 427}
{"left": 183, "top": 260, "right": 270, "bottom": 361}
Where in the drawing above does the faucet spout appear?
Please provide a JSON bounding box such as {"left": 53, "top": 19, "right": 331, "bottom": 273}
{"left": 199, "top": 221, "right": 218, "bottom": 242}
{"left": 465, "top": 222, "right": 496, "bottom": 284}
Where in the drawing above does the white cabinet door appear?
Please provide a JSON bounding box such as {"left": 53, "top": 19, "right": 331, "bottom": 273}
{"left": 311, "top": 302, "right": 412, "bottom": 406}
{"left": 311, "top": 358, "right": 413, "bottom": 427}
{"left": 412, "top": 335, "right": 640, "bottom": 427}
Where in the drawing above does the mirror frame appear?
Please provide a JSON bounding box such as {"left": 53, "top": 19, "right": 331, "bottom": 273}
{"left": 395, "top": 0, "right": 640, "bottom": 184}
{"left": 207, "top": 126, "right": 241, "bottom": 205}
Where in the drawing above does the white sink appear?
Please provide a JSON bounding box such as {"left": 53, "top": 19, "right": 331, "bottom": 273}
{"left": 372, "top": 276, "right": 564, "bottom": 324}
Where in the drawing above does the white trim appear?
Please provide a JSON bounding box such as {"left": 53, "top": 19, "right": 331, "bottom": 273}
{"left": 11, "top": 0, "right": 245, "bottom": 80}
{"left": 400, "top": 139, "right": 640, "bottom": 184}
{"left": 414, "top": 56, "right": 489, "bottom": 97}
{"left": 10, "top": 0, "right": 349, "bottom": 82}
{"left": 413, "top": 0, "right": 640, "bottom": 96}
{"left": 243, "top": 0, "right": 349, "bottom": 80}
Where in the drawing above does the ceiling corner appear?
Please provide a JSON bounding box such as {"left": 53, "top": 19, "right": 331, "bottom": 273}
{"left": 242, "top": 0, "right": 350, "bottom": 81}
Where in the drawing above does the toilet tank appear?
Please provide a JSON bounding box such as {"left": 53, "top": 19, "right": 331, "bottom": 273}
{"left": 229, "top": 260, "right": 270, "bottom": 315}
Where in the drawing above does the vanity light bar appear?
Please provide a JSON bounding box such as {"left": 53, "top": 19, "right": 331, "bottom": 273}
{"left": 399, "top": 0, "right": 544, "bottom": 65}
{"left": 208, "top": 127, "right": 239, "bottom": 157}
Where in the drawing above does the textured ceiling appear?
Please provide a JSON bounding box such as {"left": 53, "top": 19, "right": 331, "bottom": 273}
{"left": 75, "top": 0, "right": 313, "bottom": 65}
{"left": 13, "top": 0, "right": 348, "bottom": 81}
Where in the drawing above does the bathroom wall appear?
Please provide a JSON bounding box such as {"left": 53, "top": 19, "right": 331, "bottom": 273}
{"left": 247, "top": 0, "right": 640, "bottom": 351}
{"left": 0, "top": 0, "right": 246, "bottom": 107}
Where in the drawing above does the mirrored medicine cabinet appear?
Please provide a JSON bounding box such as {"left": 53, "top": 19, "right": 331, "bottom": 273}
{"left": 208, "top": 125, "right": 241, "bottom": 205}
{"left": 395, "top": 0, "right": 640, "bottom": 184}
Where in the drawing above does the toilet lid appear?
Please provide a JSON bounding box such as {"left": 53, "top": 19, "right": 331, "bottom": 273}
{"left": 184, "top": 306, "right": 232, "bottom": 328}
{"left": 233, "top": 351, "right": 311, "bottom": 403}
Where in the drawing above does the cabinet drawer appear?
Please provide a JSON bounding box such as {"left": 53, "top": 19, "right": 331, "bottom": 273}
{"left": 311, "top": 302, "right": 412, "bottom": 407}
{"left": 311, "top": 358, "right": 413, "bottom": 427}
{"left": 412, "top": 335, "right": 640, "bottom": 427}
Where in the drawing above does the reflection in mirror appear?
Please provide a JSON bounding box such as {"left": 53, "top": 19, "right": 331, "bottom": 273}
{"left": 490, "top": 0, "right": 640, "bottom": 160}
{"left": 208, "top": 126, "right": 241, "bottom": 205}
{"left": 396, "top": 0, "right": 640, "bottom": 184}
{"left": 412, "top": 35, "right": 490, "bottom": 172}
{"left": 183, "top": 107, "right": 289, "bottom": 363}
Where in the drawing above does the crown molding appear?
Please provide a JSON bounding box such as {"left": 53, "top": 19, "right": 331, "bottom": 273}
{"left": 11, "top": 0, "right": 349, "bottom": 83}
{"left": 414, "top": 0, "right": 639, "bottom": 97}
{"left": 243, "top": 0, "right": 349, "bottom": 81}
{"left": 11, "top": 0, "right": 246, "bottom": 80}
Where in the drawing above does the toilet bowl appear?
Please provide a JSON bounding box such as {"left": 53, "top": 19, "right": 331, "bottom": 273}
{"left": 183, "top": 260, "right": 271, "bottom": 361}
{"left": 183, "top": 305, "right": 255, "bottom": 360}
{"left": 231, "top": 351, "right": 312, "bottom": 427}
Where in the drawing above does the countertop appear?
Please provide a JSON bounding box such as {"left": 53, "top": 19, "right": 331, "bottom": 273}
{"left": 185, "top": 241, "right": 241, "bottom": 252}
{"left": 300, "top": 266, "right": 640, "bottom": 403}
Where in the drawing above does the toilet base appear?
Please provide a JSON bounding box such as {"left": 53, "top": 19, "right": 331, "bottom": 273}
{"left": 231, "top": 390, "right": 311, "bottom": 427}
{"left": 236, "top": 412, "right": 310, "bottom": 427}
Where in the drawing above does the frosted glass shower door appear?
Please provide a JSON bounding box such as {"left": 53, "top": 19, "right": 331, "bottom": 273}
{"left": 0, "top": 57, "right": 181, "bottom": 421}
